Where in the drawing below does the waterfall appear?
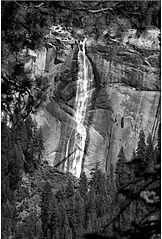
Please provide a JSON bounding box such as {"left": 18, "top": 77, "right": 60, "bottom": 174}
{"left": 69, "top": 38, "right": 94, "bottom": 177}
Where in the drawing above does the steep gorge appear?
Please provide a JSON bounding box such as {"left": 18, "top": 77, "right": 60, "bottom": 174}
{"left": 30, "top": 26, "right": 160, "bottom": 177}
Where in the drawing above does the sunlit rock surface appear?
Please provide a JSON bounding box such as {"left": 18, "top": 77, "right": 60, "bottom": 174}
{"left": 87, "top": 40, "right": 160, "bottom": 91}
{"left": 32, "top": 26, "right": 160, "bottom": 177}
{"left": 24, "top": 47, "right": 47, "bottom": 78}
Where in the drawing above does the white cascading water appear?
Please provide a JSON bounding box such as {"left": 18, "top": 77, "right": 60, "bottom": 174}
{"left": 68, "top": 38, "right": 94, "bottom": 177}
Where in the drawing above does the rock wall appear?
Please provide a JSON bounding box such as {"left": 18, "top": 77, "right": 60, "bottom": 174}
{"left": 84, "top": 84, "right": 160, "bottom": 176}
{"left": 31, "top": 26, "right": 160, "bottom": 177}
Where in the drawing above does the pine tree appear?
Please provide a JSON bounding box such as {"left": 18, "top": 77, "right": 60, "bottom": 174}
{"left": 59, "top": 202, "right": 73, "bottom": 239}
{"left": 9, "top": 115, "right": 44, "bottom": 175}
{"left": 90, "top": 168, "right": 105, "bottom": 195}
{"left": 55, "top": 187, "right": 66, "bottom": 203}
{"left": 106, "top": 163, "right": 116, "bottom": 234}
{"left": 1, "top": 121, "right": 10, "bottom": 179}
{"left": 95, "top": 172, "right": 108, "bottom": 218}
{"left": 157, "top": 123, "right": 161, "bottom": 152}
{"left": 50, "top": 197, "right": 61, "bottom": 239}
{"left": 5, "top": 118, "right": 25, "bottom": 190}
{"left": 115, "top": 147, "right": 134, "bottom": 232}
{"left": 107, "top": 163, "right": 116, "bottom": 199}
{"left": 115, "top": 146, "right": 126, "bottom": 191}
{"left": 1, "top": 134, "right": 16, "bottom": 239}
{"left": 86, "top": 186, "right": 98, "bottom": 233}
{"left": 90, "top": 169, "right": 113, "bottom": 233}
{"left": 66, "top": 196, "right": 77, "bottom": 238}
{"left": 156, "top": 123, "right": 161, "bottom": 165}
{"left": 145, "top": 133, "right": 154, "bottom": 168}
{"left": 79, "top": 171, "right": 88, "bottom": 201}
{"left": 65, "top": 179, "right": 75, "bottom": 199}
{"left": 41, "top": 182, "right": 53, "bottom": 239}
{"left": 136, "top": 130, "right": 146, "bottom": 161}
{"left": 131, "top": 130, "right": 147, "bottom": 176}
{"left": 74, "top": 191, "right": 85, "bottom": 239}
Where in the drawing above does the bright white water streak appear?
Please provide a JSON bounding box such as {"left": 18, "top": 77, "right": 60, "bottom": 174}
{"left": 70, "top": 38, "right": 94, "bottom": 177}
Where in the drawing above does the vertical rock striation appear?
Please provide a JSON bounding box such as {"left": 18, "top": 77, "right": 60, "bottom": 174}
{"left": 31, "top": 26, "right": 160, "bottom": 177}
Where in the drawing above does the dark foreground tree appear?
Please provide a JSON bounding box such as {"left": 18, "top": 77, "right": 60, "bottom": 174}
{"left": 136, "top": 130, "right": 146, "bottom": 162}
{"left": 79, "top": 171, "right": 88, "bottom": 201}
{"left": 59, "top": 202, "right": 73, "bottom": 239}
{"left": 2, "top": 115, "right": 44, "bottom": 239}
{"left": 41, "top": 182, "right": 54, "bottom": 238}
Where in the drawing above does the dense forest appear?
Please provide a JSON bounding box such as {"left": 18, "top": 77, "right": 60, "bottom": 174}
{"left": 1, "top": 1, "right": 161, "bottom": 239}
{"left": 2, "top": 122, "right": 161, "bottom": 238}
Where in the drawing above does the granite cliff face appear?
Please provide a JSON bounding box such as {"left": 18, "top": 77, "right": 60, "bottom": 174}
{"left": 30, "top": 26, "right": 160, "bottom": 177}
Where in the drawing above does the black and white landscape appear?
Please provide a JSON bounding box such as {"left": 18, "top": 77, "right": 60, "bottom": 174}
{"left": 1, "top": 1, "right": 161, "bottom": 238}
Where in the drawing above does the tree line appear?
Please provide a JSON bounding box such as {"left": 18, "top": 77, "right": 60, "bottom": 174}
{"left": 7, "top": 125, "right": 159, "bottom": 239}
{"left": 42, "top": 127, "right": 160, "bottom": 239}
